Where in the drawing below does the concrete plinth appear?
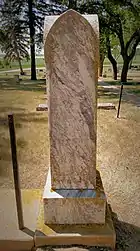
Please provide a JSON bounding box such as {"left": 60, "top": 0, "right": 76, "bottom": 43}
{"left": 43, "top": 169, "right": 106, "bottom": 224}
{"left": 35, "top": 204, "right": 116, "bottom": 250}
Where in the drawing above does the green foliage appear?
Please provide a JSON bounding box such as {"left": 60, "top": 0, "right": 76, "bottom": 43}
{"left": 0, "top": 1, "right": 29, "bottom": 64}
{"left": 78, "top": 0, "right": 140, "bottom": 81}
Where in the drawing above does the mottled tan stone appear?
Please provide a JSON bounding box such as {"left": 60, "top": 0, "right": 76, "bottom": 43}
{"left": 43, "top": 14, "right": 99, "bottom": 43}
{"left": 44, "top": 10, "right": 99, "bottom": 189}
{"left": 43, "top": 169, "right": 106, "bottom": 224}
{"left": 35, "top": 204, "right": 116, "bottom": 249}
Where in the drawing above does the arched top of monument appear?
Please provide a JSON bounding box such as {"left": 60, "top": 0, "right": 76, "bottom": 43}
{"left": 44, "top": 9, "right": 99, "bottom": 65}
{"left": 43, "top": 10, "right": 99, "bottom": 44}
{"left": 44, "top": 9, "right": 98, "bottom": 190}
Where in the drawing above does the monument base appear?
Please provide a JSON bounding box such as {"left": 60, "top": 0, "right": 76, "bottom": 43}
{"left": 35, "top": 204, "right": 116, "bottom": 250}
{"left": 43, "top": 169, "right": 106, "bottom": 224}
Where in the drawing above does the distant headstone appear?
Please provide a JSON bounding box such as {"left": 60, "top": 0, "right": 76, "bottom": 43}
{"left": 36, "top": 104, "right": 48, "bottom": 111}
{"left": 98, "top": 103, "right": 116, "bottom": 110}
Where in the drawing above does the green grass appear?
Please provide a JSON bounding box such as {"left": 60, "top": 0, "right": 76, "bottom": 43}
{"left": 0, "top": 76, "right": 48, "bottom": 189}
{"left": 106, "top": 80, "right": 140, "bottom": 86}
{"left": 0, "top": 57, "right": 45, "bottom": 71}
{"left": 0, "top": 53, "right": 140, "bottom": 72}
{"left": 0, "top": 78, "right": 46, "bottom": 92}
{"left": 126, "top": 88, "right": 140, "bottom": 96}
{"left": 103, "top": 80, "right": 140, "bottom": 97}
{"left": 104, "top": 54, "right": 140, "bottom": 65}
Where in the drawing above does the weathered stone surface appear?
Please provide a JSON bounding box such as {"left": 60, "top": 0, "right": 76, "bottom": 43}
{"left": 35, "top": 204, "right": 116, "bottom": 249}
{"left": 44, "top": 14, "right": 99, "bottom": 43}
{"left": 44, "top": 10, "right": 99, "bottom": 189}
{"left": 43, "top": 169, "right": 106, "bottom": 224}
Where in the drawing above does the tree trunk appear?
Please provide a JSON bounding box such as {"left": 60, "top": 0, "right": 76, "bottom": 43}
{"left": 107, "top": 47, "right": 117, "bottom": 80}
{"left": 110, "top": 57, "right": 117, "bottom": 80}
{"left": 13, "top": 35, "right": 24, "bottom": 75}
{"left": 28, "top": 0, "right": 36, "bottom": 80}
{"left": 68, "top": 0, "right": 77, "bottom": 9}
{"left": 15, "top": 48, "right": 24, "bottom": 75}
{"left": 129, "top": 59, "right": 133, "bottom": 69}
{"left": 99, "top": 54, "right": 105, "bottom": 77}
{"left": 106, "top": 36, "right": 117, "bottom": 80}
{"left": 121, "top": 59, "right": 130, "bottom": 83}
{"left": 18, "top": 57, "right": 24, "bottom": 75}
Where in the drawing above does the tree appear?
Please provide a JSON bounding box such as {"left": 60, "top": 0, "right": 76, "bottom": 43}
{"left": 0, "top": 0, "right": 29, "bottom": 75}
{"left": 100, "top": 0, "right": 140, "bottom": 82}
{"left": 0, "top": 27, "right": 29, "bottom": 75}
{"left": 79, "top": 0, "right": 140, "bottom": 82}
{"left": 23, "top": 0, "right": 66, "bottom": 79}
{"left": 27, "top": 0, "right": 36, "bottom": 80}
{"left": 68, "top": 0, "right": 77, "bottom": 9}
{"left": 0, "top": 0, "right": 65, "bottom": 80}
{"left": 99, "top": 30, "right": 107, "bottom": 77}
{"left": 106, "top": 34, "right": 118, "bottom": 80}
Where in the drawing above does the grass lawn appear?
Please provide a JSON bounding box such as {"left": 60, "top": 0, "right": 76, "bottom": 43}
{"left": 97, "top": 84, "right": 140, "bottom": 231}
{"left": 104, "top": 54, "right": 140, "bottom": 65}
{"left": 127, "top": 88, "right": 140, "bottom": 96}
{"left": 0, "top": 76, "right": 140, "bottom": 238}
{"left": 0, "top": 57, "right": 45, "bottom": 71}
{"left": 0, "top": 53, "right": 140, "bottom": 71}
{"left": 0, "top": 77, "right": 49, "bottom": 189}
{"left": 103, "top": 79, "right": 140, "bottom": 98}
{"left": 0, "top": 76, "right": 140, "bottom": 250}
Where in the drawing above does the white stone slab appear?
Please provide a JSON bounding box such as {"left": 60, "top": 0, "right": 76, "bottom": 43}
{"left": 0, "top": 189, "right": 42, "bottom": 251}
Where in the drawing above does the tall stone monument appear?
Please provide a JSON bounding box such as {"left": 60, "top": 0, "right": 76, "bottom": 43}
{"left": 35, "top": 9, "right": 116, "bottom": 250}
{"left": 43, "top": 9, "right": 106, "bottom": 224}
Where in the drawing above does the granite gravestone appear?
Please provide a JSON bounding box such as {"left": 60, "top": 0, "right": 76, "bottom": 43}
{"left": 43, "top": 9, "right": 106, "bottom": 224}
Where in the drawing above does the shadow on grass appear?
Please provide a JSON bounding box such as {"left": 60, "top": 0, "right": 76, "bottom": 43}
{"left": 104, "top": 80, "right": 140, "bottom": 86}
{"left": 98, "top": 89, "right": 118, "bottom": 99}
{"left": 0, "top": 112, "right": 47, "bottom": 177}
{"left": 0, "top": 107, "right": 26, "bottom": 130}
{"left": 0, "top": 106, "right": 26, "bottom": 114}
{"left": 0, "top": 78, "right": 46, "bottom": 92}
{"left": 127, "top": 89, "right": 140, "bottom": 95}
{"left": 0, "top": 112, "right": 48, "bottom": 130}
{"left": 14, "top": 112, "right": 48, "bottom": 123}
{"left": 0, "top": 136, "right": 27, "bottom": 177}
{"left": 98, "top": 83, "right": 140, "bottom": 107}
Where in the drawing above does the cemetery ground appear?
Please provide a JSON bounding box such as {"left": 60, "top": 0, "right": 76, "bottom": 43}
{"left": 0, "top": 54, "right": 140, "bottom": 72}
{"left": 0, "top": 71, "right": 140, "bottom": 250}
